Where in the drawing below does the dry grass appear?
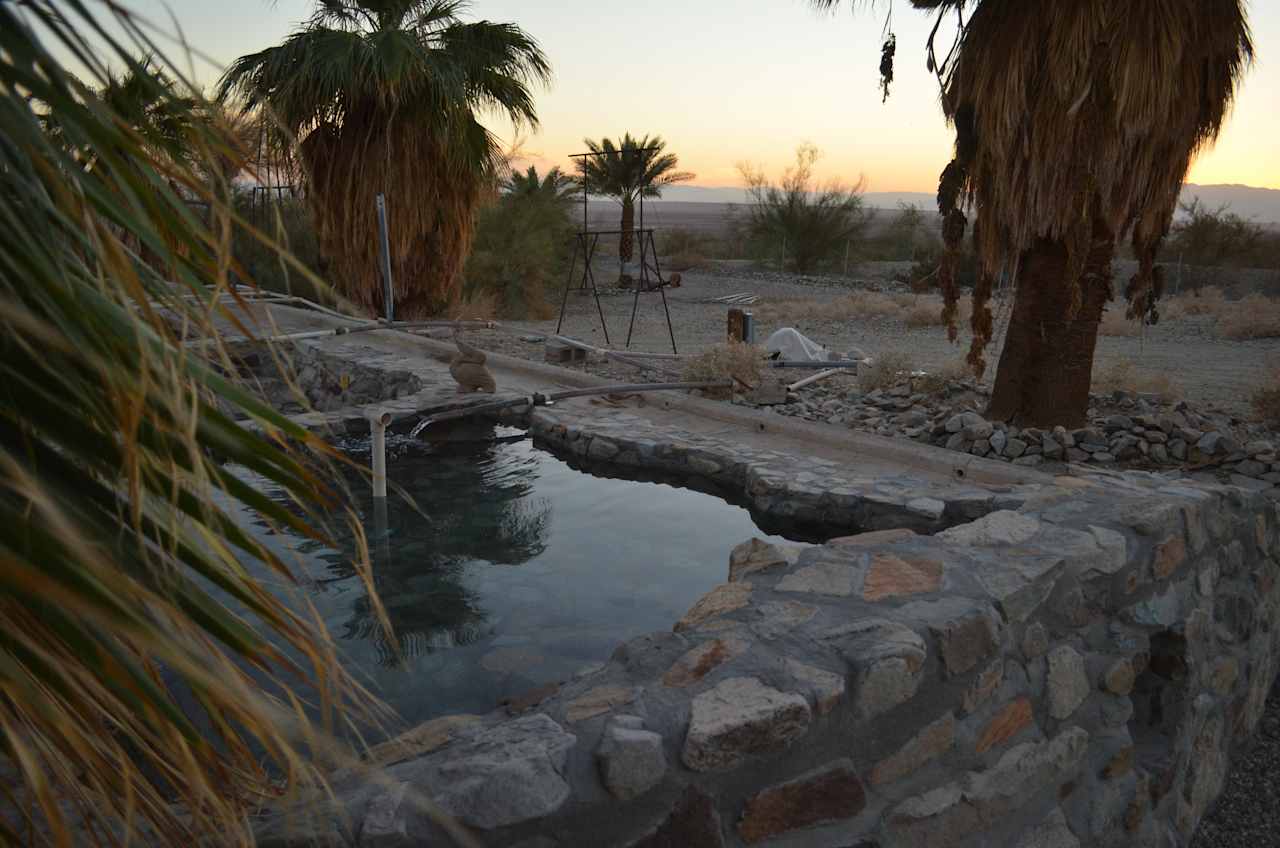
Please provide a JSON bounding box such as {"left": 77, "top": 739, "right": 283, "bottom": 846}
{"left": 1162, "top": 286, "right": 1227, "bottom": 318}
{"left": 1251, "top": 360, "right": 1280, "bottom": 424}
{"left": 1099, "top": 307, "right": 1144, "bottom": 337}
{"left": 913, "top": 358, "right": 973, "bottom": 394}
{"left": 1091, "top": 360, "right": 1179, "bottom": 399}
{"left": 758, "top": 291, "right": 901, "bottom": 322}
{"left": 682, "top": 342, "right": 764, "bottom": 398}
{"left": 858, "top": 350, "right": 915, "bottom": 392}
{"left": 1218, "top": 293, "right": 1280, "bottom": 340}
{"left": 446, "top": 289, "right": 499, "bottom": 321}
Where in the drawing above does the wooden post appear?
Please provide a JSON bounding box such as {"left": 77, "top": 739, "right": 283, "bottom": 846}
{"left": 727, "top": 308, "right": 746, "bottom": 343}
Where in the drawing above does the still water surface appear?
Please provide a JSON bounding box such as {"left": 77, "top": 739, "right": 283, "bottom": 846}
{"left": 241, "top": 425, "right": 800, "bottom": 729}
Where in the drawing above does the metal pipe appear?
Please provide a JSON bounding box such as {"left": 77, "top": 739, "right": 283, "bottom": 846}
{"left": 371, "top": 410, "right": 391, "bottom": 498}
{"left": 409, "top": 380, "right": 733, "bottom": 435}
{"left": 787, "top": 367, "right": 842, "bottom": 391}
{"left": 375, "top": 194, "right": 395, "bottom": 323}
{"left": 767, "top": 360, "right": 863, "bottom": 369}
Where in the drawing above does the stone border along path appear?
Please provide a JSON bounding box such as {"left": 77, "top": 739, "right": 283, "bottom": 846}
{"left": 233, "top": 304, "right": 1280, "bottom": 847}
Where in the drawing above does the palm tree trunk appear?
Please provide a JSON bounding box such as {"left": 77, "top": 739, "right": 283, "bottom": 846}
{"left": 619, "top": 197, "right": 635, "bottom": 265}
{"left": 987, "top": 220, "right": 1115, "bottom": 428}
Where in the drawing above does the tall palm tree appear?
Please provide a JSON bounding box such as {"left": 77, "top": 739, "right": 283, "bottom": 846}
{"left": 579, "top": 133, "right": 693, "bottom": 272}
{"left": 218, "top": 0, "right": 551, "bottom": 319}
{"left": 815, "top": 0, "right": 1253, "bottom": 427}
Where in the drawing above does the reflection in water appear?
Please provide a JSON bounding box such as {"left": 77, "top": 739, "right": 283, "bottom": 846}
{"left": 238, "top": 422, "right": 806, "bottom": 728}
{"left": 328, "top": 426, "right": 551, "bottom": 665}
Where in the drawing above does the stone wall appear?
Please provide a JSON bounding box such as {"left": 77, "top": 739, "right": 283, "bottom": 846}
{"left": 256, "top": 451, "right": 1280, "bottom": 847}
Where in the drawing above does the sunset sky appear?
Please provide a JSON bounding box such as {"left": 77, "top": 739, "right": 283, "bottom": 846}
{"left": 143, "top": 0, "right": 1279, "bottom": 193}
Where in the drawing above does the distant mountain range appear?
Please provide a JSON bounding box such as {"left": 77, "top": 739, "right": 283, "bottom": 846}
{"left": 657, "top": 183, "right": 1280, "bottom": 224}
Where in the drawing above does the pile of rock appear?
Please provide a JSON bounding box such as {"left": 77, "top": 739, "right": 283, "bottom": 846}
{"left": 768, "top": 375, "right": 1280, "bottom": 490}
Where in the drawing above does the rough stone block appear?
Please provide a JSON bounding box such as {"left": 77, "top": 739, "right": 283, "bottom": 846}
{"left": 596, "top": 715, "right": 666, "bottom": 801}
{"left": 863, "top": 553, "right": 943, "bottom": 602}
{"left": 963, "top": 661, "right": 1005, "bottom": 714}
{"left": 872, "top": 713, "right": 956, "bottom": 785}
{"left": 737, "top": 760, "right": 867, "bottom": 844}
{"left": 728, "top": 538, "right": 801, "bottom": 582}
{"left": 825, "top": 618, "right": 927, "bottom": 719}
{"left": 1152, "top": 536, "right": 1186, "bottom": 580}
{"left": 1047, "top": 646, "right": 1089, "bottom": 720}
{"left": 630, "top": 786, "right": 724, "bottom": 848}
{"left": 750, "top": 600, "right": 818, "bottom": 641}
{"left": 926, "top": 603, "right": 1000, "bottom": 677}
{"left": 784, "top": 658, "right": 845, "bottom": 714}
{"left": 938, "top": 510, "right": 1040, "bottom": 547}
{"left": 682, "top": 677, "right": 811, "bottom": 771}
{"left": 1013, "top": 808, "right": 1080, "bottom": 848}
{"left": 776, "top": 560, "right": 858, "bottom": 597}
{"left": 565, "top": 684, "right": 639, "bottom": 723}
{"left": 975, "top": 698, "right": 1034, "bottom": 754}
{"left": 662, "top": 638, "right": 749, "bottom": 688}
{"left": 390, "top": 713, "right": 576, "bottom": 831}
{"left": 675, "top": 582, "right": 752, "bottom": 631}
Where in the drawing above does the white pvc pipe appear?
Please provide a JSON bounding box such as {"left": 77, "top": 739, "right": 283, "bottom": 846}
{"left": 370, "top": 410, "right": 391, "bottom": 499}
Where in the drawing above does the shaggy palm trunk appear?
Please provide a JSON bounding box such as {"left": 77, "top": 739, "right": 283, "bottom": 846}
{"left": 987, "top": 220, "right": 1115, "bottom": 428}
{"left": 619, "top": 197, "right": 635, "bottom": 265}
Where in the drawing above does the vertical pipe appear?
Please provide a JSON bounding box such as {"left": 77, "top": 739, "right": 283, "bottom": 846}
{"left": 371, "top": 410, "right": 390, "bottom": 499}
{"left": 375, "top": 193, "right": 395, "bottom": 323}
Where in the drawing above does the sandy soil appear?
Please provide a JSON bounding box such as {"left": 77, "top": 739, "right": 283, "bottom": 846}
{"left": 459, "top": 262, "right": 1280, "bottom": 420}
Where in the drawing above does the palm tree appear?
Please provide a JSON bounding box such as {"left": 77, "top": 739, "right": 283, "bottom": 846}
{"left": 815, "top": 0, "right": 1253, "bottom": 427}
{"left": 579, "top": 133, "right": 693, "bottom": 274}
{"left": 218, "top": 0, "right": 551, "bottom": 319}
{"left": 505, "top": 165, "right": 578, "bottom": 203}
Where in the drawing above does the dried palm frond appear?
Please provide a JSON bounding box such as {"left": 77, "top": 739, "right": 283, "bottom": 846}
{"left": 1, "top": 2, "right": 402, "bottom": 843}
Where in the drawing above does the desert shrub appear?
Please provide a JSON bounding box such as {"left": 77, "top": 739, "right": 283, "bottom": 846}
{"left": 659, "top": 227, "right": 712, "bottom": 271}
{"left": 896, "top": 243, "right": 980, "bottom": 292}
{"left": 1099, "top": 308, "right": 1145, "bottom": 337}
{"left": 464, "top": 172, "right": 574, "bottom": 319}
{"left": 738, "top": 143, "right": 868, "bottom": 274}
{"left": 682, "top": 343, "right": 763, "bottom": 398}
{"left": 1217, "top": 293, "right": 1280, "bottom": 340}
{"left": 858, "top": 350, "right": 915, "bottom": 391}
{"left": 231, "top": 191, "right": 334, "bottom": 304}
{"left": 1162, "top": 285, "right": 1227, "bottom": 318}
{"left": 1169, "top": 199, "right": 1267, "bottom": 269}
{"left": 1091, "top": 361, "right": 1179, "bottom": 398}
{"left": 447, "top": 289, "right": 499, "bottom": 321}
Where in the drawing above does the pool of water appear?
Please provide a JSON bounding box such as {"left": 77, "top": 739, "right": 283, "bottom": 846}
{"left": 239, "top": 423, "right": 804, "bottom": 730}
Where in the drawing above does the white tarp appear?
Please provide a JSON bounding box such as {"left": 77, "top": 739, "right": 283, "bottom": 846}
{"left": 764, "top": 327, "right": 868, "bottom": 363}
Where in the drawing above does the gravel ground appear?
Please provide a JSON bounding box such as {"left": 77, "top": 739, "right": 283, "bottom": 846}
{"left": 463, "top": 261, "right": 1280, "bottom": 419}
{"left": 1191, "top": 681, "right": 1280, "bottom": 847}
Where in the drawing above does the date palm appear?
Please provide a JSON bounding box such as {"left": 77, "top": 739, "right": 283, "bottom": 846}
{"left": 218, "top": 0, "right": 550, "bottom": 318}
{"left": 815, "top": 0, "right": 1253, "bottom": 426}
{"left": 579, "top": 133, "right": 693, "bottom": 271}
{"left": 505, "top": 165, "right": 577, "bottom": 203}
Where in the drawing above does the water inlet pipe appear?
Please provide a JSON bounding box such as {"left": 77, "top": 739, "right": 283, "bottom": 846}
{"left": 408, "top": 380, "right": 733, "bottom": 438}
{"left": 370, "top": 409, "right": 391, "bottom": 498}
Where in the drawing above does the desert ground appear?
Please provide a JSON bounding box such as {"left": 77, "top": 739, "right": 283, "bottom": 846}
{"left": 464, "top": 257, "right": 1280, "bottom": 421}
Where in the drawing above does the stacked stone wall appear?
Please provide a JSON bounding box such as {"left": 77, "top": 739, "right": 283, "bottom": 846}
{"left": 257, "top": 411, "right": 1280, "bottom": 848}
